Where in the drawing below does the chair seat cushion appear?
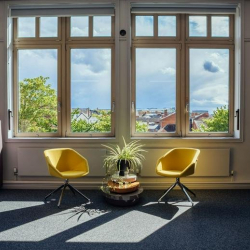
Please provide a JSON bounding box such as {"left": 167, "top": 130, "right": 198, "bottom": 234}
{"left": 60, "top": 170, "right": 88, "bottom": 179}
{"left": 156, "top": 170, "right": 182, "bottom": 177}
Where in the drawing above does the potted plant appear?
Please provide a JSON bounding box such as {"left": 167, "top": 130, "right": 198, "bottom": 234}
{"left": 102, "top": 137, "right": 146, "bottom": 176}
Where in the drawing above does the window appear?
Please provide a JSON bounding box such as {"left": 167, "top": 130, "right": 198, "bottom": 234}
{"left": 132, "top": 13, "right": 235, "bottom": 137}
{"left": 12, "top": 12, "right": 115, "bottom": 137}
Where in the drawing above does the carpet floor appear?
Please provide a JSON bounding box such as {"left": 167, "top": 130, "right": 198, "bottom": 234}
{"left": 0, "top": 188, "right": 250, "bottom": 250}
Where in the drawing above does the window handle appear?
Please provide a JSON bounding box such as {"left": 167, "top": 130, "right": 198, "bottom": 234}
{"left": 131, "top": 101, "right": 135, "bottom": 113}
{"left": 8, "top": 109, "right": 13, "bottom": 130}
{"left": 57, "top": 101, "right": 61, "bottom": 112}
{"left": 235, "top": 109, "right": 240, "bottom": 130}
{"left": 186, "top": 103, "right": 189, "bottom": 113}
{"left": 112, "top": 101, "right": 115, "bottom": 112}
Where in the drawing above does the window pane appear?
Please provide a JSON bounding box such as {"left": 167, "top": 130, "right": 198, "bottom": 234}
{"left": 70, "top": 49, "right": 111, "bottom": 133}
{"left": 40, "top": 17, "right": 58, "bottom": 37}
{"left": 93, "top": 16, "right": 111, "bottom": 37}
{"left": 212, "top": 16, "right": 229, "bottom": 37}
{"left": 135, "top": 48, "right": 176, "bottom": 133}
{"left": 18, "top": 17, "right": 36, "bottom": 38}
{"left": 71, "top": 16, "right": 89, "bottom": 37}
{"left": 17, "top": 49, "right": 58, "bottom": 133}
{"left": 158, "top": 16, "right": 176, "bottom": 37}
{"left": 189, "top": 16, "right": 207, "bottom": 37}
{"left": 189, "top": 48, "right": 229, "bottom": 133}
{"left": 136, "top": 16, "right": 154, "bottom": 36}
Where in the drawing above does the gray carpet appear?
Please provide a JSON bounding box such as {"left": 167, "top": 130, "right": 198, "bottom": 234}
{"left": 0, "top": 188, "right": 250, "bottom": 250}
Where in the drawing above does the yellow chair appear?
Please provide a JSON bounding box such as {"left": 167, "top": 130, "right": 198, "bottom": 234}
{"left": 156, "top": 148, "right": 200, "bottom": 205}
{"left": 44, "top": 148, "right": 90, "bottom": 207}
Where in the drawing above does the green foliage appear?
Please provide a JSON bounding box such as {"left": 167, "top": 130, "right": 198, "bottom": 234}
{"left": 18, "top": 76, "right": 57, "bottom": 133}
{"left": 71, "top": 109, "right": 111, "bottom": 133}
{"left": 136, "top": 121, "right": 148, "bottom": 132}
{"left": 102, "top": 137, "right": 147, "bottom": 174}
{"left": 192, "top": 105, "right": 229, "bottom": 132}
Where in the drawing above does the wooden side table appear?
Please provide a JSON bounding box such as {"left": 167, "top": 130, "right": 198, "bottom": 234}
{"left": 102, "top": 187, "right": 143, "bottom": 206}
{"left": 101, "top": 173, "right": 143, "bottom": 206}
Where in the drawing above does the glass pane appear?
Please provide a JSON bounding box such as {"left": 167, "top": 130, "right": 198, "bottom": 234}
{"left": 212, "top": 16, "right": 229, "bottom": 37}
{"left": 71, "top": 16, "right": 89, "bottom": 37}
{"left": 93, "top": 16, "right": 111, "bottom": 37}
{"left": 135, "top": 48, "right": 176, "bottom": 133}
{"left": 40, "top": 17, "right": 58, "bottom": 37}
{"left": 158, "top": 16, "right": 176, "bottom": 37}
{"left": 18, "top": 17, "right": 36, "bottom": 38}
{"left": 136, "top": 16, "right": 154, "bottom": 36}
{"left": 70, "top": 49, "right": 111, "bottom": 133}
{"left": 189, "top": 16, "right": 207, "bottom": 37}
{"left": 18, "top": 49, "right": 58, "bottom": 133}
{"left": 189, "top": 48, "right": 229, "bottom": 133}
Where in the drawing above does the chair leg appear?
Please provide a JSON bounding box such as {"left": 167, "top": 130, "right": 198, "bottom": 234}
{"left": 178, "top": 183, "right": 194, "bottom": 206}
{"left": 68, "top": 184, "right": 90, "bottom": 202}
{"left": 58, "top": 183, "right": 67, "bottom": 208}
{"left": 181, "top": 183, "right": 196, "bottom": 197}
{"left": 44, "top": 184, "right": 64, "bottom": 201}
{"left": 158, "top": 178, "right": 195, "bottom": 206}
{"left": 158, "top": 182, "right": 177, "bottom": 203}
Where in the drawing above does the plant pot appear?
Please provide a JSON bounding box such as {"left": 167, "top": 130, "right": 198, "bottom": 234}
{"left": 117, "top": 160, "right": 130, "bottom": 176}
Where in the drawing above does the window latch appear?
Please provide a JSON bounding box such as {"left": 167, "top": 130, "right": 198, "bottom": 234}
{"left": 8, "top": 109, "right": 13, "bottom": 130}
{"left": 186, "top": 103, "right": 189, "bottom": 113}
{"left": 235, "top": 109, "right": 240, "bottom": 130}
{"left": 112, "top": 101, "right": 115, "bottom": 112}
{"left": 57, "top": 101, "right": 62, "bottom": 112}
{"left": 131, "top": 102, "right": 135, "bottom": 113}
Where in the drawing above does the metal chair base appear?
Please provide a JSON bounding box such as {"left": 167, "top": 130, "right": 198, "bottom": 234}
{"left": 158, "top": 178, "right": 196, "bottom": 206}
{"left": 44, "top": 179, "right": 90, "bottom": 207}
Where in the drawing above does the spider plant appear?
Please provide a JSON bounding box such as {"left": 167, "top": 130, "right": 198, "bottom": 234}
{"left": 102, "top": 137, "right": 146, "bottom": 174}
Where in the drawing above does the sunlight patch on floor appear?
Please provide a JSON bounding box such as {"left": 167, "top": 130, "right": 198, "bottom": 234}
{"left": 0, "top": 201, "right": 44, "bottom": 213}
{"left": 67, "top": 202, "right": 198, "bottom": 243}
{"left": 0, "top": 205, "right": 108, "bottom": 242}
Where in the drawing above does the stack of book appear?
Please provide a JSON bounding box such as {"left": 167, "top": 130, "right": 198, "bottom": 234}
{"left": 107, "top": 174, "right": 140, "bottom": 194}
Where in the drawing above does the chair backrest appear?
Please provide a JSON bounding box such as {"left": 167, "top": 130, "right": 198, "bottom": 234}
{"left": 44, "top": 148, "right": 89, "bottom": 176}
{"left": 159, "top": 148, "right": 200, "bottom": 172}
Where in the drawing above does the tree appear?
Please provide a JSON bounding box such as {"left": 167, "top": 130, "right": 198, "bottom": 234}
{"left": 192, "top": 105, "right": 229, "bottom": 132}
{"left": 19, "top": 76, "right": 57, "bottom": 133}
{"left": 71, "top": 108, "right": 111, "bottom": 133}
{"left": 136, "top": 121, "right": 148, "bottom": 132}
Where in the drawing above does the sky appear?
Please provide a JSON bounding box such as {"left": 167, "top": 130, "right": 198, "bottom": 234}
{"left": 17, "top": 15, "right": 230, "bottom": 114}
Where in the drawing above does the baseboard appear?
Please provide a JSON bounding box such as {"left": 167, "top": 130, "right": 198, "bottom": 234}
{"left": 2, "top": 180, "right": 250, "bottom": 189}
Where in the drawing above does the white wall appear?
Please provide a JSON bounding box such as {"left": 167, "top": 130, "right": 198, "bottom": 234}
{"left": 1, "top": 0, "right": 250, "bottom": 189}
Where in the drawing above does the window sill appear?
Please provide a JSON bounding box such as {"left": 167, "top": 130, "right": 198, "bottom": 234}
{"left": 5, "top": 136, "right": 119, "bottom": 144}
{"left": 131, "top": 136, "right": 243, "bottom": 143}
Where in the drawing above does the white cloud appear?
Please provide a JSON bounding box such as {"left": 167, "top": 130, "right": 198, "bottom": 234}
{"left": 160, "top": 67, "right": 176, "bottom": 75}
{"left": 189, "top": 16, "right": 207, "bottom": 36}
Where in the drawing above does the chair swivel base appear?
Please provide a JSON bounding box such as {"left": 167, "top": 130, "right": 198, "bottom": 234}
{"left": 158, "top": 178, "right": 196, "bottom": 206}
{"left": 44, "top": 179, "right": 90, "bottom": 207}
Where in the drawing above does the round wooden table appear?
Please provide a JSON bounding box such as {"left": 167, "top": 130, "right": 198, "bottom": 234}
{"left": 101, "top": 187, "right": 143, "bottom": 206}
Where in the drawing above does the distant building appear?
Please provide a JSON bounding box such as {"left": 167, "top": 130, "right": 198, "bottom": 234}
{"left": 160, "top": 113, "right": 176, "bottom": 129}
{"left": 190, "top": 110, "right": 210, "bottom": 130}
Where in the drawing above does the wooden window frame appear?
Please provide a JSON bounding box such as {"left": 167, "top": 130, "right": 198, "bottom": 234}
{"left": 13, "top": 45, "right": 62, "bottom": 137}
{"left": 185, "top": 44, "right": 235, "bottom": 137}
{"left": 66, "top": 16, "right": 115, "bottom": 42}
{"left": 132, "top": 13, "right": 235, "bottom": 138}
{"left": 131, "top": 44, "right": 181, "bottom": 137}
{"left": 13, "top": 17, "right": 62, "bottom": 42}
{"left": 65, "top": 44, "right": 115, "bottom": 137}
{"left": 132, "top": 14, "right": 181, "bottom": 43}
{"left": 186, "top": 14, "right": 234, "bottom": 42}
{"left": 13, "top": 14, "right": 115, "bottom": 138}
